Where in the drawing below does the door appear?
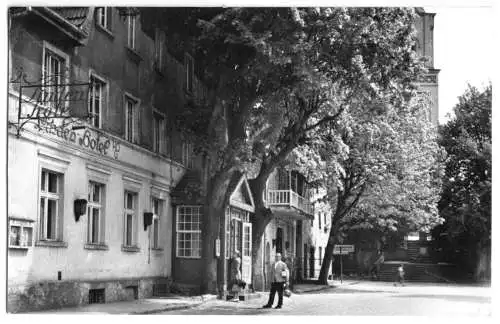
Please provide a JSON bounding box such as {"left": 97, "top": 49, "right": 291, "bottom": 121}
{"left": 241, "top": 222, "right": 252, "bottom": 285}
{"left": 276, "top": 227, "right": 283, "bottom": 253}
{"left": 309, "top": 247, "right": 315, "bottom": 278}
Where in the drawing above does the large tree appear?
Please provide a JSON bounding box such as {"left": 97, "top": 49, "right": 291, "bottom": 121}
{"left": 435, "top": 84, "right": 491, "bottom": 281}
{"left": 314, "top": 92, "right": 444, "bottom": 284}
{"left": 142, "top": 7, "right": 426, "bottom": 292}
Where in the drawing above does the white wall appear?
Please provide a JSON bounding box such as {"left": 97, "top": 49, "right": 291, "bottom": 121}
{"left": 8, "top": 119, "right": 183, "bottom": 286}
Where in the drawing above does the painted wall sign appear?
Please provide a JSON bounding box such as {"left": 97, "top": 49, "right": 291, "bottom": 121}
{"left": 35, "top": 119, "right": 121, "bottom": 159}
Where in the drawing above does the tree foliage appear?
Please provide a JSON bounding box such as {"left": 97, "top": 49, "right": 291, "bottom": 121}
{"left": 141, "top": 7, "right": 432, "bottom": 291}
{"left": 435, "top": 84, "right": 491, "bottom": 252}
{"left": 315, "top": 92, "right": 444, "bottom": 284}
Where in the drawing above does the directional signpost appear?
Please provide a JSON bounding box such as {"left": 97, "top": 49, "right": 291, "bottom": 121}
{"left": 333, "top": 245, "right": 355, "bottom": 283}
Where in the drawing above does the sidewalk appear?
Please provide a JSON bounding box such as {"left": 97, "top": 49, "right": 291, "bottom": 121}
{"left": 29, "top": 294, "right": 217, "bottom": 314}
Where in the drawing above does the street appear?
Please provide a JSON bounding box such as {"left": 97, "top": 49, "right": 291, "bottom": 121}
{"left": 161, "top": 282, "right": 491, "bottom": 316}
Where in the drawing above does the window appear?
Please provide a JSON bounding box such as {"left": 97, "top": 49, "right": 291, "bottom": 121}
{"left": 323, "top": 213, "right": 327, "bottom": 227}
{"left": 319, "top": 247, "right": 323, "bottom": 265}
{"left": 43, "top": 48, "right": 67, "bottom": 110}
{"left": 9, "top": 219, "right": 33, "bottom": 249}
{"left": 96, "top": 7, "right": 112, "bottom": 31}
{"left": 88, "top": 182, "right": 105, "bottom": 244}
{"left": 154, "top": 28, "right": 165, "bottom": 71}
{"left": 123, "top": 191, "right": 137, "bottom": 247}
{"left": 152, "top": 198, "right": 162, "bottom": 249}
{"left": 318, "top": 213, "right": 321, "bottom": 229}
{"left": 125, "top": 96, "right": 138, "bottom": 143}
{"left": 243, "top": 224, "right": 251, "bottom": 257}
{"left": 184, "top": 53, "right": 194, "bottom": 93}
{"left": 127, "top": 15, "right": 136, "bottom": 49}
{"left": 176, "top": 206, "right": 201, "bottom": 258}
{"left": 39, "top": 169, "right": 63, "bottom": 240}
{"left": 89, "top": 75, "right": 106, "bottom": 128}
{"left": 153, "top": 112, "right": 165, "bottom": 154}
{"left": 182, "top": 141, "right": 194, "bottom": 168}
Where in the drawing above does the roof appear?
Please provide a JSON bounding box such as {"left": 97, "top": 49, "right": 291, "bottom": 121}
{"left": 49, "top": 7, "right": 90, "bottom": 28}
{"left": 170, "top": 170, "right": 205, "bottom": 206}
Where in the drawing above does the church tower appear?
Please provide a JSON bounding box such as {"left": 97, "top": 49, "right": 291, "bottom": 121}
{"left": 415, "top": 8, "right": 440, "bottom": 126}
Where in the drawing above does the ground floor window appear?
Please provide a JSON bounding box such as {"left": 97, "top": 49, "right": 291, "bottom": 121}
{"left": 176, "top": 206, "right": 201, "bottom": 258}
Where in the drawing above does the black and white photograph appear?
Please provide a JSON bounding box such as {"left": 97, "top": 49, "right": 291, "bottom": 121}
{"left": 3, "top": 0, "right": 494, "bottom": 318}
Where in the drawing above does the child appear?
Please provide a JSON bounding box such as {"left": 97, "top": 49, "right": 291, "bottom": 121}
{"left": 394, "top": 264, "right": 405, "bottom": 286}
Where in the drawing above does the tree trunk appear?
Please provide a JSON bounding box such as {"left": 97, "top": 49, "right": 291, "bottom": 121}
{"left": 201, "top": 170, "right": 235, "bottom": 294}
{"left": 249, "top": 164, "right": 275, "bottom": 291}
{"left": 317, "top": 215, "right": 342, "bottom": 285}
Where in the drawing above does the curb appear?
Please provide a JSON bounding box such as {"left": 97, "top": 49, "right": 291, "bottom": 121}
{"left": 130, "top": 302, "right": 203, "bottom": 315}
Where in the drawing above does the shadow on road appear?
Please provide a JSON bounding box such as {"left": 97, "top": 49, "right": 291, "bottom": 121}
{"left": 391, "top": 294, "right": 491, "bottom": 303}
{"left": 298, "top": 288, "right": 388, "bottom": 295}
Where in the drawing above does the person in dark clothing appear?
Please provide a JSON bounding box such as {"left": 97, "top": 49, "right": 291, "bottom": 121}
{"left": 370, "top": 250, "right": 384, "bottom": 280}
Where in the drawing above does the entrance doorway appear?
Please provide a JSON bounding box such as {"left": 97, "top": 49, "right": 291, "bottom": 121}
{"left": 276, "top": 227, "right": 283, "bottom": 253}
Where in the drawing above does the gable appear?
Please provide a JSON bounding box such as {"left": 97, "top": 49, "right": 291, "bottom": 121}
{"left": 229, "top": 175, "right": 255, "bottom": 213}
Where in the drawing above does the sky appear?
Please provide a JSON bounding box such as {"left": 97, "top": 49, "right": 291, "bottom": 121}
{"left": 429, "top": 5, "right": 494, "bottom": 124}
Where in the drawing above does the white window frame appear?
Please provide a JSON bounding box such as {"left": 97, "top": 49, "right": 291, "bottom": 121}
{"left": 88, "top": 72, "right": 107, "bottom": 129}
{"left": 39, "top": 169, "right": 63, "bottom": 241}
{"left": 123, "top": 190, "right": 138, "bottom": 247}
{"left": 9, "top": 219, "right": 34, "bottom": 249}
{"left": 184, "top": 53, "right": 194, "bottom": 93}
{"left": 41, "top": 41, "right": 70, "bottom": 112}
{"left": 87, "top": 181, "right": 105, "bottom": 244}
{"left": 127, "top": 15, "right": 136, "bottom": 49}
{"left": 182, "top": 141, "right": 194, "bottom": 169}
{"left": 96, "top": 7, "right": 112, "bottom": 31}
{"left": 176, "top": 206, "right": 202, "bottom": 259}
{"left": 124, "top": 93, "right": 139, "bottom": 143}
{"left": 153, "top": 109, "right": 166, "bottom": 154}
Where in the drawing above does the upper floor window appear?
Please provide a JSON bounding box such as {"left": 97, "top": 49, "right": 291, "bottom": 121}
{"left": 89, "top": 74, "right": 106, "bottom": 128}
{"left": 154, "top": 28, "right": 166, "bottom": 71}
{"left": 127, "top": 15, "right": 136, "bottom": 49}
{"left": 96, "top": 7, "right": 112, "bottom": 31}
{"left": 42, "top": 44, "right": 68, "bottom": 110}
{"left": 184, "top": 53, "right": 194, "bottom": 93}
{"left": 153, "top": 111, "right": 165, "bottom": 154}
{"left": 125, "top": 95, "right": 138, "bottom": 143}
{"left": 88, "top": 182, "right": 105, "bottom": 245}
{"left": 39, "top": 169, "right": 63, "bottom": 241}
{"left": 182, "top": 141, "right": 194, "bottom": 169}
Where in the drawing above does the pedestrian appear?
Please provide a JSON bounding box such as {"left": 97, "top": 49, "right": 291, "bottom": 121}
{"left": 230, "top": 251, "right": 242, "bottom": 302}
{"left": 394, "top": 263, "right": 405, "bottom": 286}
{"left": 370, "top": 250, "right": 384, "bottom": 280}
{"left": 262, "top": 252, "right": 289, "bottom": 309}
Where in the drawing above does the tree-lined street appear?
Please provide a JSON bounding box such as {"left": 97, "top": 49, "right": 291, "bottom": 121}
{"left": 163, "top": 282, "right": 491, "bottom": 316}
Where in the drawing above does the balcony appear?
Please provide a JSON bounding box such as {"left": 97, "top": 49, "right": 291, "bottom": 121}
{"left": 267, "top": 189, "right": 314, "bottom": 217}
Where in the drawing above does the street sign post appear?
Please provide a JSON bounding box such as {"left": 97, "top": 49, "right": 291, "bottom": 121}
{"left": 333, "top": 245, "right": 355, "bottom": 283}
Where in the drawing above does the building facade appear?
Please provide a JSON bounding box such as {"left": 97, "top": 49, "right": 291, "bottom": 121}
{"left": 7, "top": 7, "right": 204, "bottom": 312}
{"left": 260, "top": 169, "right": 314, "bottom": 287}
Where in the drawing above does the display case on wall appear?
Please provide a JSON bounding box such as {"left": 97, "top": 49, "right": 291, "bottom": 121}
{"left": 8, "top": 217, "right": 34, "bottom": 249}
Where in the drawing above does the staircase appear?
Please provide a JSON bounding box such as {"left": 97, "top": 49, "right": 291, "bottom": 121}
{"left": 375, "top": 262, "right": 454, "bottom": 283}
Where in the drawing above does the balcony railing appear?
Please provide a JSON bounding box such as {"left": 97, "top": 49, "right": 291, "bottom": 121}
{"left": 267, "top": 190, "right": 314, "bottom": 216}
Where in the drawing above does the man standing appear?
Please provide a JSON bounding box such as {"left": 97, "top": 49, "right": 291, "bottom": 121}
{"left": 263, "top": 253, "right": 289, "bottom": 309}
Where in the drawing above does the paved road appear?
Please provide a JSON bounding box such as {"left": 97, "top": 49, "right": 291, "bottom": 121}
{"left": 160, "top": 282, "right": 492, "bottom": 316}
